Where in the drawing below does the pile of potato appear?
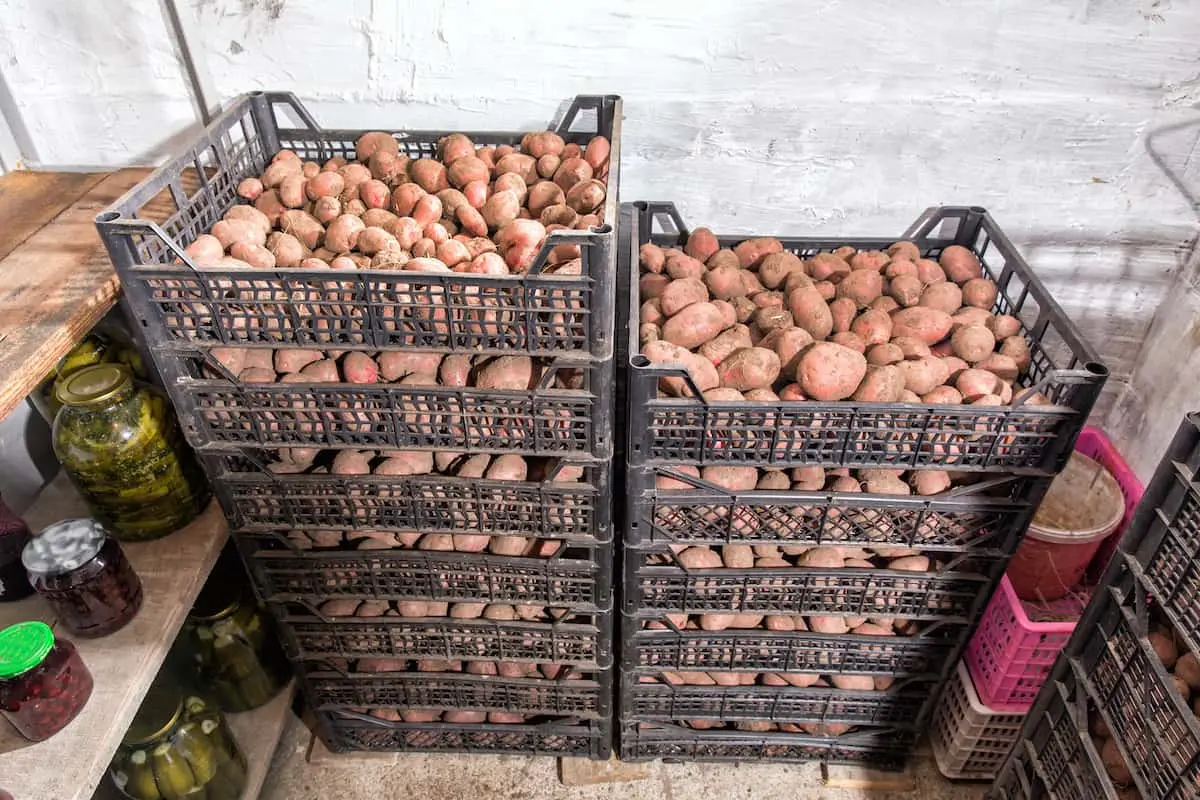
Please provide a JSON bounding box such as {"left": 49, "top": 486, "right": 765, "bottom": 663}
{"left": 208, "top": 347, "right": 578, "bottom": 392}
{"left": 317, "top": 599, "right": 571, "bottom": 623}
{"left": 639, "top": 229, "right": 1049, "bottom": 407}
{"left": 659, "top": 463, "right": 983, "bottom": 498}
{"left": 262, "top": 444, "right": 582, "bottom": 482}
{"left": 640, "top": 668, "right": 895, "bottom": 694}
{"left": 643, "top": 609, "right": 921, "bottom": 638}
{"left": 1089, "top": 621, "right": 1200, "bottom": 797}
{"left": 286, "top": 528, "right": 567, "bottom": 557}
{"left": 185, "top": 129, "right": 611, "bottom": 276}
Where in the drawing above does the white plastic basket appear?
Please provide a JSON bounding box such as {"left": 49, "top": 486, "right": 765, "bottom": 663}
{"left": 931, "top": 660, "right": 1028, "bottom": 780}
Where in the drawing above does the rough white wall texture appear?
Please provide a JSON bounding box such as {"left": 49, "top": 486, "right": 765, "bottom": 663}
{"left": 1, "top": 0, "right": 1198, "bottom": 449}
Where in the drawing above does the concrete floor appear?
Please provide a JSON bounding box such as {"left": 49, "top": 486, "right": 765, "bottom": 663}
{"left": 260, "top": 714, "right": 988, "bottom": 800}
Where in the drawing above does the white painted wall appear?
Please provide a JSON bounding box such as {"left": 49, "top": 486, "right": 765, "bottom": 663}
{"left": 0, "top": 0, "right": 1198, "bottom": 473}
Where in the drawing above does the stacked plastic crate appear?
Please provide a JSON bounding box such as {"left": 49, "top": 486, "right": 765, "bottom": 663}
{"left": 931, "top": 427, "right": 1142, "bottom": 781}
{"left": 992, "top": 414, "right": 1200, "bottom": 799}
{"left": 617, "top": 202, "right": 1107, "bottom": 767}
{"left": 96, "top": 92, "right": 621, "bottom": 758}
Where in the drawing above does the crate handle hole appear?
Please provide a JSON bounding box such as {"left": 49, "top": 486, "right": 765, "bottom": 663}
{"left": 630, "top": 355, "right": 650, "bottom": 368}
{"left": 1084, "top": 362, "right": 1109, "bottom": 378}
{"left": 97, "top": 210, "right": 121, "bottom": 222}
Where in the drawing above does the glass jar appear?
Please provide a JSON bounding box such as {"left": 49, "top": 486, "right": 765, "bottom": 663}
{"left": 31, "top": 335, "right": 111, "bottom": 424}
{"left": 0, "top": 621, "right": 94, "bottom": 741}
{"left": 52, "top": 364, "right": 209, "bottom": 542}
{"left": 0, "top": 497, "right": 34, "bottom": 602}
{"left": 110, "top": 682, "right": 247, "bottom": 800}
{"left": 183, "top": 581, "right": 290, "bottom": 712}
{"left": 23, "top": 518, "right": 144, "bottom": 637}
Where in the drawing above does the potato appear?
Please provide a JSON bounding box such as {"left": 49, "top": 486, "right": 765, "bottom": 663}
{"left": 718, "top": 347, "right": 781, "bottom": 391}
{"left": 342, "top": 352, "right": 379, "bottom": 383}
{"left": 919, "top": 282, "right": 964, "bottom": 315}
{"left": 890, "top": 307, "right": 953, "bottom": 346}
{"left": 660, "top": 277, "right": 710, "bottom": 316}
{"left": 910, "top": 471, "right": 951, "bottom": 495}
{"left": 486, "top": 454, "right": 528, "bottom": 481}
{"left": 475, "top": 356, "right": 534, "bottom": 390}
{"left": 665, "top": 252, "right": 706, "bottom": 281}
{"left": 757, "top": 470, "right": 791, "bottom": 490}
{"left": 939, "top": 245, "right": 983, "bottom": 284}
{"left": 865, "top": 343, "right": 904, "bottom": 367}
{"left": 704, "top": 388, "right": 746, "bottom": 402}
{"left": 643, "top": 340, "right": 719, "bottom": 397}
{"left": 798, "top": 342, "right": 868, "bottom": 401}
{"left": 829, "top": 297, "right": 858, "bottom": 334}
{"left": 987, "top": 314, "right": 1021, "bottom": 339}
{"left": 809, "top": 616, "right": 850, "bottom": 634}
{"left": 1176, "top": 652, "right": 1200, "bottom": 690}
{"left": 889, "top": 555, "right": 930, "bottom": 572}
{"left": 763, "top": 326, "right": 811, "bottom": 381}
{"left": 661, "top": 302, "right": 727, "bottom": 349}
{"left": 788, "top": 286, "right": 834, "bottom": 340}
{"left": 678, "top": 547, "right": 724, "bottom": 569}
{"left": 700, "top": 466, "right": 759, "bottom": 492}
{"left": 378, "top": 351, "right": 442, "bottom": 383}
{"left": 298, "top": 359, "right": 339, "bottom": 383}
{"left": 699, "top": 324, "right": 753, "bottom": 366}
{"left": 319, "top": 599, "right": 361, "bottom": 618}
{"left": 375, "top": 451, "right": 434, "bottom": 476}
{"left": 1149, "top": 631, "right": 1179, "bottom": 668}
{"left": 955, "top": 368, "right": 1000, "bottom": 400}
{"left": 734, "top": 237, "right": 783, "bottom": 268}
{"left": 808, "top": 253, "right": 849, "bottom": 282}
{"left": 1101, "top": 736, "right": 1133, "bottom": 785}
{"left": 489, "top": 536, "right": 530, "bottom": 556}
{"left": 274, "top": 349, "right": 323, "bottom": 374}
{"left": 850, "top": 308, "right": 893, "bottom": 346}
{"left": 831, "top": 674, "right": 875, "bottom": 691}
{"left": 852, "top": 364, "right": 905, "bottom": 403}
{"left": 418, "top": 533, "right": 455, "bottom": 551}
{"left": 758, "top": 252, "right": 804, "bottom": 289}
{"left": 950, "top": 325, "right": 996, "bottom": 364}
{"left": 889, "top": 274, "right": 924, "bottom": 307}
{"left": 836, "top": 270, "right": 883, "bottom": 308}
{"left": 796, "top": 547, "right": 845, "bottom": 568}
{"left": 962, "top": 277, "right": 999, "bottom": 309}
{"left": 922, "top": 386, "right": 962, "bottom": 404}
{"left": 998, "top": 337, "right": 1031, "bottom": 372}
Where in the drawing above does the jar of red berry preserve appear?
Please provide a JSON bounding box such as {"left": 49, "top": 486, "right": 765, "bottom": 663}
{"left": 0, "top": 496, "right": 34, "bottom": 602}
{"left": 23, "top": 518, "right": 144, "bottom": 637}
{"left": 0, "top": 620, "right": 94, "bottom": 741}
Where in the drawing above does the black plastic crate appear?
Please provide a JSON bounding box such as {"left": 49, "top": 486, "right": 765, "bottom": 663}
{"left": 621, "top": 618, "right": 964, "bottom": 676}
{"left": 210, "top": 451, "right": 609, "bottom": 541}
{"left": 173, "top": 362, "right": 609, "bottom": 458}
{"left": 618, "top": 721, "right": 914, "bottom": 767}
{"left": 622, "top": 549, "right": 999, "bottom": 621}
{"left": 629, "top": 466, "right": 1040, "bottom": 554}
{"left": 304, "top": 667, "right": 610, "bottom": 719}
{"left": 620, "top": 673, "right": 935, "bottom": 728}
{"left": 989, "top": 757, "right": 1036, "bottom": 800}
{"left": 621, "top": 201, "right": 1106, "bottom": 474}
{"left": 241, "top": 545, "right": 611, "bottom": 612}
{"left": 1071, "top": 559, "right": 1200, "bottom": 800}
{"left": 1129, "top": 413, "right": 1200, "bottom": 656}
{"left": 97, "top": 92, "right": 621, "bottom": 361}
{"left": 1022, "top": 676, "right": 1119, "bottom": 800}
{"left": 275, "top": 610, "right": 612, "bottom": 668}
{"left": 316, "top": 710, "right": 610, "bottom": 759}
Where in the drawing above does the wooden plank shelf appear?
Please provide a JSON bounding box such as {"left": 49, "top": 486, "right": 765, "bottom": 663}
{"left": 0, "top": 168, "right": 151, "bottom": 422}
{"left": 0, "top": 471, "right": 229, "bottom": 800}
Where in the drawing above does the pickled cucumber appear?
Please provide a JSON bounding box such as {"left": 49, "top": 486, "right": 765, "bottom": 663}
{"left": 174, "top": 722, "right": 218, "bottom": 784}
{"left": 119, "top": 750, "right": 164, "bottom": 800}
{"left": 201, "top": 761, "right": 244, "bottom": 800}
{"left": 150, "top": 742, "right": 197, "bottom": 800}
{"left": 233, "top": 663, "right": 280, "bottom": 710}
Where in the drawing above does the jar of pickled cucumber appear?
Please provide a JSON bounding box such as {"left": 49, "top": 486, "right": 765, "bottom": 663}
{"left": 182, "top": 580, "right": 290, "bottom": 712}
{"left": 52, "top": 364, "right": 209, "bottom": 542}
{"left": 110, "top": 683, "right": 247, "bottom": 800}
{"left": 31, "top": 335, "right": 110, "bottom": 424}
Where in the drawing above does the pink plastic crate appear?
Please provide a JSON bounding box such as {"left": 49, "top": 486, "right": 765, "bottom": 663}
{"left": 965, "top": 426, "right": 1143, "bottom": 710}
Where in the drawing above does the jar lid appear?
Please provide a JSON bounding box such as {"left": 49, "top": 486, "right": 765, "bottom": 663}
{"left": 0, "top": 621, "right": 54, "bottom": 678}
{"left": 22, "top": 518, "right": 106, "bottom": 576}
{"left": 123, "top": 682, "right": 184, "bottom": 746}
{"left": 55, "top": 363, "right": 131, "bottom": 407}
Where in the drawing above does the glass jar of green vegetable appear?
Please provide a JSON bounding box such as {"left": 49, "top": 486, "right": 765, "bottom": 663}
{"left": 110, "top": 681, "right": 247, "bottom": 800}
{"left": 52, "top": 364, "right": 208, "bottom": 542}
{"left": 182, "top": 579, "right": 291, "bottom": 713}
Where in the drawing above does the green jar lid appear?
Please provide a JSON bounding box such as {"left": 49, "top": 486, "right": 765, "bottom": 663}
{"left": 55, "top": 363, "right": 131, "bottom": 407}
{"left": 0, "top": 621, "right": 55, "bottom": 679}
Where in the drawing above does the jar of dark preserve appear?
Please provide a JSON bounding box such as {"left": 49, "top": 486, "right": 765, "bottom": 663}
{"left": 0, "top": 496, "right": 34, "bottom": 602}
{"left": 0, "top": 620, "right": 94, "bottom": 741}
{"left": 23, "top": 518, "right": 144, "bottom": 637}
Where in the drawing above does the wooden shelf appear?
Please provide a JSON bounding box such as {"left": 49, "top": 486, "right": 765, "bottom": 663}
{"left": 0, "top": 471, "right": 229, "bottom": 800}
{"left": 227, "top": 680, "right": 296, "bottom": 800}
{"left": 0, "top": 168, "right": 151, "bottom": 421}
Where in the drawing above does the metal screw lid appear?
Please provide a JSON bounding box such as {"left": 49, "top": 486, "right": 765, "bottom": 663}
{"left": 122, "top": 682, "right": 184, "bottom": 746}
{"left": 22, "top": 518, "right": 107, "bottom": 576}
{"left": 0, "top": 621, "right": 54, "bottom": 679}
{"left": 54, "top": 363, "right": 131, "bottom": 407}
